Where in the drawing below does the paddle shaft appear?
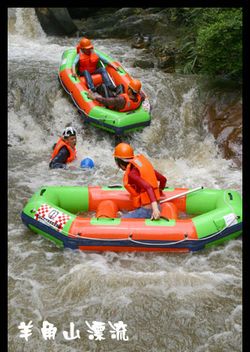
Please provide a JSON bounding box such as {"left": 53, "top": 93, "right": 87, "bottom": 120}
{"left": 160, "top": 186, "right": 203, "bottom": 204}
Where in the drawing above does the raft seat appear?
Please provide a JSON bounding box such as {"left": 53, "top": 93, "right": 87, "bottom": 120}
{"left": 160, "top": 202, "right": 178, "bottom": 220}
{"left": 96, "top": 200, "right": 119, "bottom": 218}
{"left": 79, "top": 73, "right": 103, "bottom": 88}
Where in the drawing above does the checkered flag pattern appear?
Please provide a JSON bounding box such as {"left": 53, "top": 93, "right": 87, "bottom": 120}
{"left": 56, "top": 213, "right": 71, "bottom": 231}
{"left": 34, "top": 204, "right": 50, "bottom": 220}
{"left": 34, "top": 204, "right": 70, "bottom": 232}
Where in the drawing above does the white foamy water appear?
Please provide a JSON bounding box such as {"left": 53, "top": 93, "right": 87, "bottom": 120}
{"left": 8, "top": 8, "right": 242, "bottom": 352}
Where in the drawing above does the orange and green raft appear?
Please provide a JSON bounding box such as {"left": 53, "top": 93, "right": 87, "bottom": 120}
{"left": 21, "top": 185, "right": 242, "bottom": 253}
{"left": 58, "top": 48, "right": 151, "bottom": 135}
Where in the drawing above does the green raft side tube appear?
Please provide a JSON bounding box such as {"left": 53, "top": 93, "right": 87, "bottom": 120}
{"left": 59, "top": 48, "right": 79, "bottom": 86}
{"left": 22, "top": 186, "right": 90, "bottom": 236}
{"left": 59, "top": 48, "right": 76, "bottom": 71}
{"left": 24, "top": 186, "right": 90, "bottom": 213}
{"left": 87, "top": 104, "right": 151, "bottom": 128}
{"left": 28, "top": 225, "right": 65, "bottom": 248}
{"left": 186, "top": 189, "right": 242, "bottom": 239}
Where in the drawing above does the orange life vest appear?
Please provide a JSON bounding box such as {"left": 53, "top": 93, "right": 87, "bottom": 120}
{"left": 78, "top": 50, "right": 99, "bottom": 74}
{"left": 51, "top": 137, "right": 76, "bottom": 163}
{"left": 123, "top": 154, "right": 160, "bottom": 208}
{"left": 119, "top": 93, "right": 142, "bottom": 112}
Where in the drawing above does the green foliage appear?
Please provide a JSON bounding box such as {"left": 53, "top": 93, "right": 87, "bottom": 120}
{"left": 167, "top": 8, "right": 205, "bottom": 25}
{"left": 196, "top": 9, "right": 242, "bottom": 78}
{"left": 179, "top": 37, "right": 199, "bottom": 74}
{"left": 174, "top": 8, "right": 242, "bottom": 80}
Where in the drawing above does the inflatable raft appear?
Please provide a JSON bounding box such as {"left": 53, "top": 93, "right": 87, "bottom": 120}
{"left": 21, "top": 185, "right": 242, "bottom": 253}
{"left": 58, "top": 48, "right": 151, "bottom": 135}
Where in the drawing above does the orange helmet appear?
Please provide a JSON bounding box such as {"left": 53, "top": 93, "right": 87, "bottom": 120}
{"left": 128, "top": 79, "right": 141, "bottom": 93}
{"left": 79, "top": 37, "right": 93, "bottom": 50}
{"left": 113, "top": 143, "right": 134, "bottom": 159}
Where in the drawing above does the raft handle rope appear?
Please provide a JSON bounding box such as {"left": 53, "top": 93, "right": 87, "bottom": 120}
{"left": 63, "top": 212, "right": 238, "bottom": 246}
{"left": 58, "top": 71, "right": 70, "bottom": 95}
{"left": 127, "top": 214, "right": 239, "bottom": 246}
{"left": 127, "top": 190, "right": 241, "bottom": 246}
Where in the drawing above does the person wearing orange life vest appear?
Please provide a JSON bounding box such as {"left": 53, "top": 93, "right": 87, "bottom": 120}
{"left": 49, "top": 127, "right": 77, "bottom": 169}
{"left": 72, "top": 37, "right": 117, "bottom": 92}
{"left": 113, "top": 143, "right": 167, "bottom": 219}
{"left": 87, "top": 79, "right": 145, "bottom": 112}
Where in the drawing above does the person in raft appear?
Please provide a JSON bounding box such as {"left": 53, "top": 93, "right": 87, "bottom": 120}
{"left": 113, "top": 143, "right": 167, "bottom": 220}
{"left": 49, "top": 127, "right": 77, "bottom": 169}
{"left": 87, "top": 79, "right": 145, "bottom": 112}
{"left": 72, "top": 37, "right": 117, "bottom": 92}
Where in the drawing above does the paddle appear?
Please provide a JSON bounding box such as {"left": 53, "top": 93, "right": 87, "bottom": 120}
{"left": 160, "top": 186, "right": 204, "bottom": 204}
{"left": 107, "top": 186, "right": 204, "bottom": 198}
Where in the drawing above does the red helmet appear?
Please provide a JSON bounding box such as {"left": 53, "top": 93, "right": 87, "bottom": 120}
{"left": 128, "top": 79, "right": 141, "bottom": 93}
{"left": 113, "top": 143, "right": 134, "bottom": 159}
{"left": 79, "top": 37, "right": 93, "bottom": 50}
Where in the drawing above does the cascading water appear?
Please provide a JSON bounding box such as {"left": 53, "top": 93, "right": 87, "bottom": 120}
{"left": 8, "top": 8, "right": 242, "bottom": 352}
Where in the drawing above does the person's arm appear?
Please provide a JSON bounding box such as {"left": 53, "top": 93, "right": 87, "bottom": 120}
{"left": 140, "top": 91, "right": 146, "bottom": 102}
{"left": 154, "top": 170, "right": 167, "bottom": 194}
{"left": 87, "top": 91, "right": 125, "bottom": 110}
{"left": 49, "top": 146, "right": 70, "bottom": 169}
{"left": 150, "top": 201, "right": 161, "bottom": 220}
{"left": 128, "top": 168, "right": 162, "bottom": 219}
{"left": 72, "top": 54, "right": 79, "bottom": 77}
{"left": 97, "top": 53, "right": 119, "bottom": 70}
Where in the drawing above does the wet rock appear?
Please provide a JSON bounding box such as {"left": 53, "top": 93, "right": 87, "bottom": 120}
{"left": 133, "top": 59, "right": 154, "bottom": 69}
{"left": 67, "top": 8, "right": 106, "bottom": 19}
{"left": 204, "top": 98, "right": 242, "bottom": 167}
{"left": 154, "top": 46, "right": 176, "bottom": 73}
{"left": 35, "top": 8, "right": 77, "bottom": 36}
{"left": 157, "top": 54, "right": 175, "bottom": 73}
{"left": 131, "top": 33, "right": 152, "bottom": 49}
{"left": 74, "top": 8, "right": 171, "bottom": 39}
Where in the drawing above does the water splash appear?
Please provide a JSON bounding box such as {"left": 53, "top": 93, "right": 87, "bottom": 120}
{"left": 9, "top": 8, "right": 46, "bottom": 38}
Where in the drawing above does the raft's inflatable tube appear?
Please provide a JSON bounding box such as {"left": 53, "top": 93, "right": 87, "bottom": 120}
{"left": 21, "top": 186, "right": 242, "bottom": 253}
{"left": 58, "top": 48, "right": 151, "bottom": 135}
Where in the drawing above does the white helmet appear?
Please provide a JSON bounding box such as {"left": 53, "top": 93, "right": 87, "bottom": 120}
{"left": 62, "top": 126, "right": 76, "bottom": 138}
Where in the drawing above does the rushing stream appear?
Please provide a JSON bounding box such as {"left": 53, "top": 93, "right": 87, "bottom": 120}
{"left": 8, "top": 8, "right": 242, "bottom": 352}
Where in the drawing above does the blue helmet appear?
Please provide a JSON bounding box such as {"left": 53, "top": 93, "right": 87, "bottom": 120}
{"left": 80, "top": 157, "right": 95, "bottom": 169}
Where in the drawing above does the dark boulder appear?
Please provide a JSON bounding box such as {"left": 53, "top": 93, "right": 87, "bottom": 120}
{"left": 35, "top": 8, "right": 77, "bottom": 36}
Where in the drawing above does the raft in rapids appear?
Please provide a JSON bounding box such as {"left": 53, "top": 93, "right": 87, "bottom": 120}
{"left": 58, "top": 48, "right": 151, "bottom": 135}
{"left": 21, "top": 185, "right": 242, "bottom": 253}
